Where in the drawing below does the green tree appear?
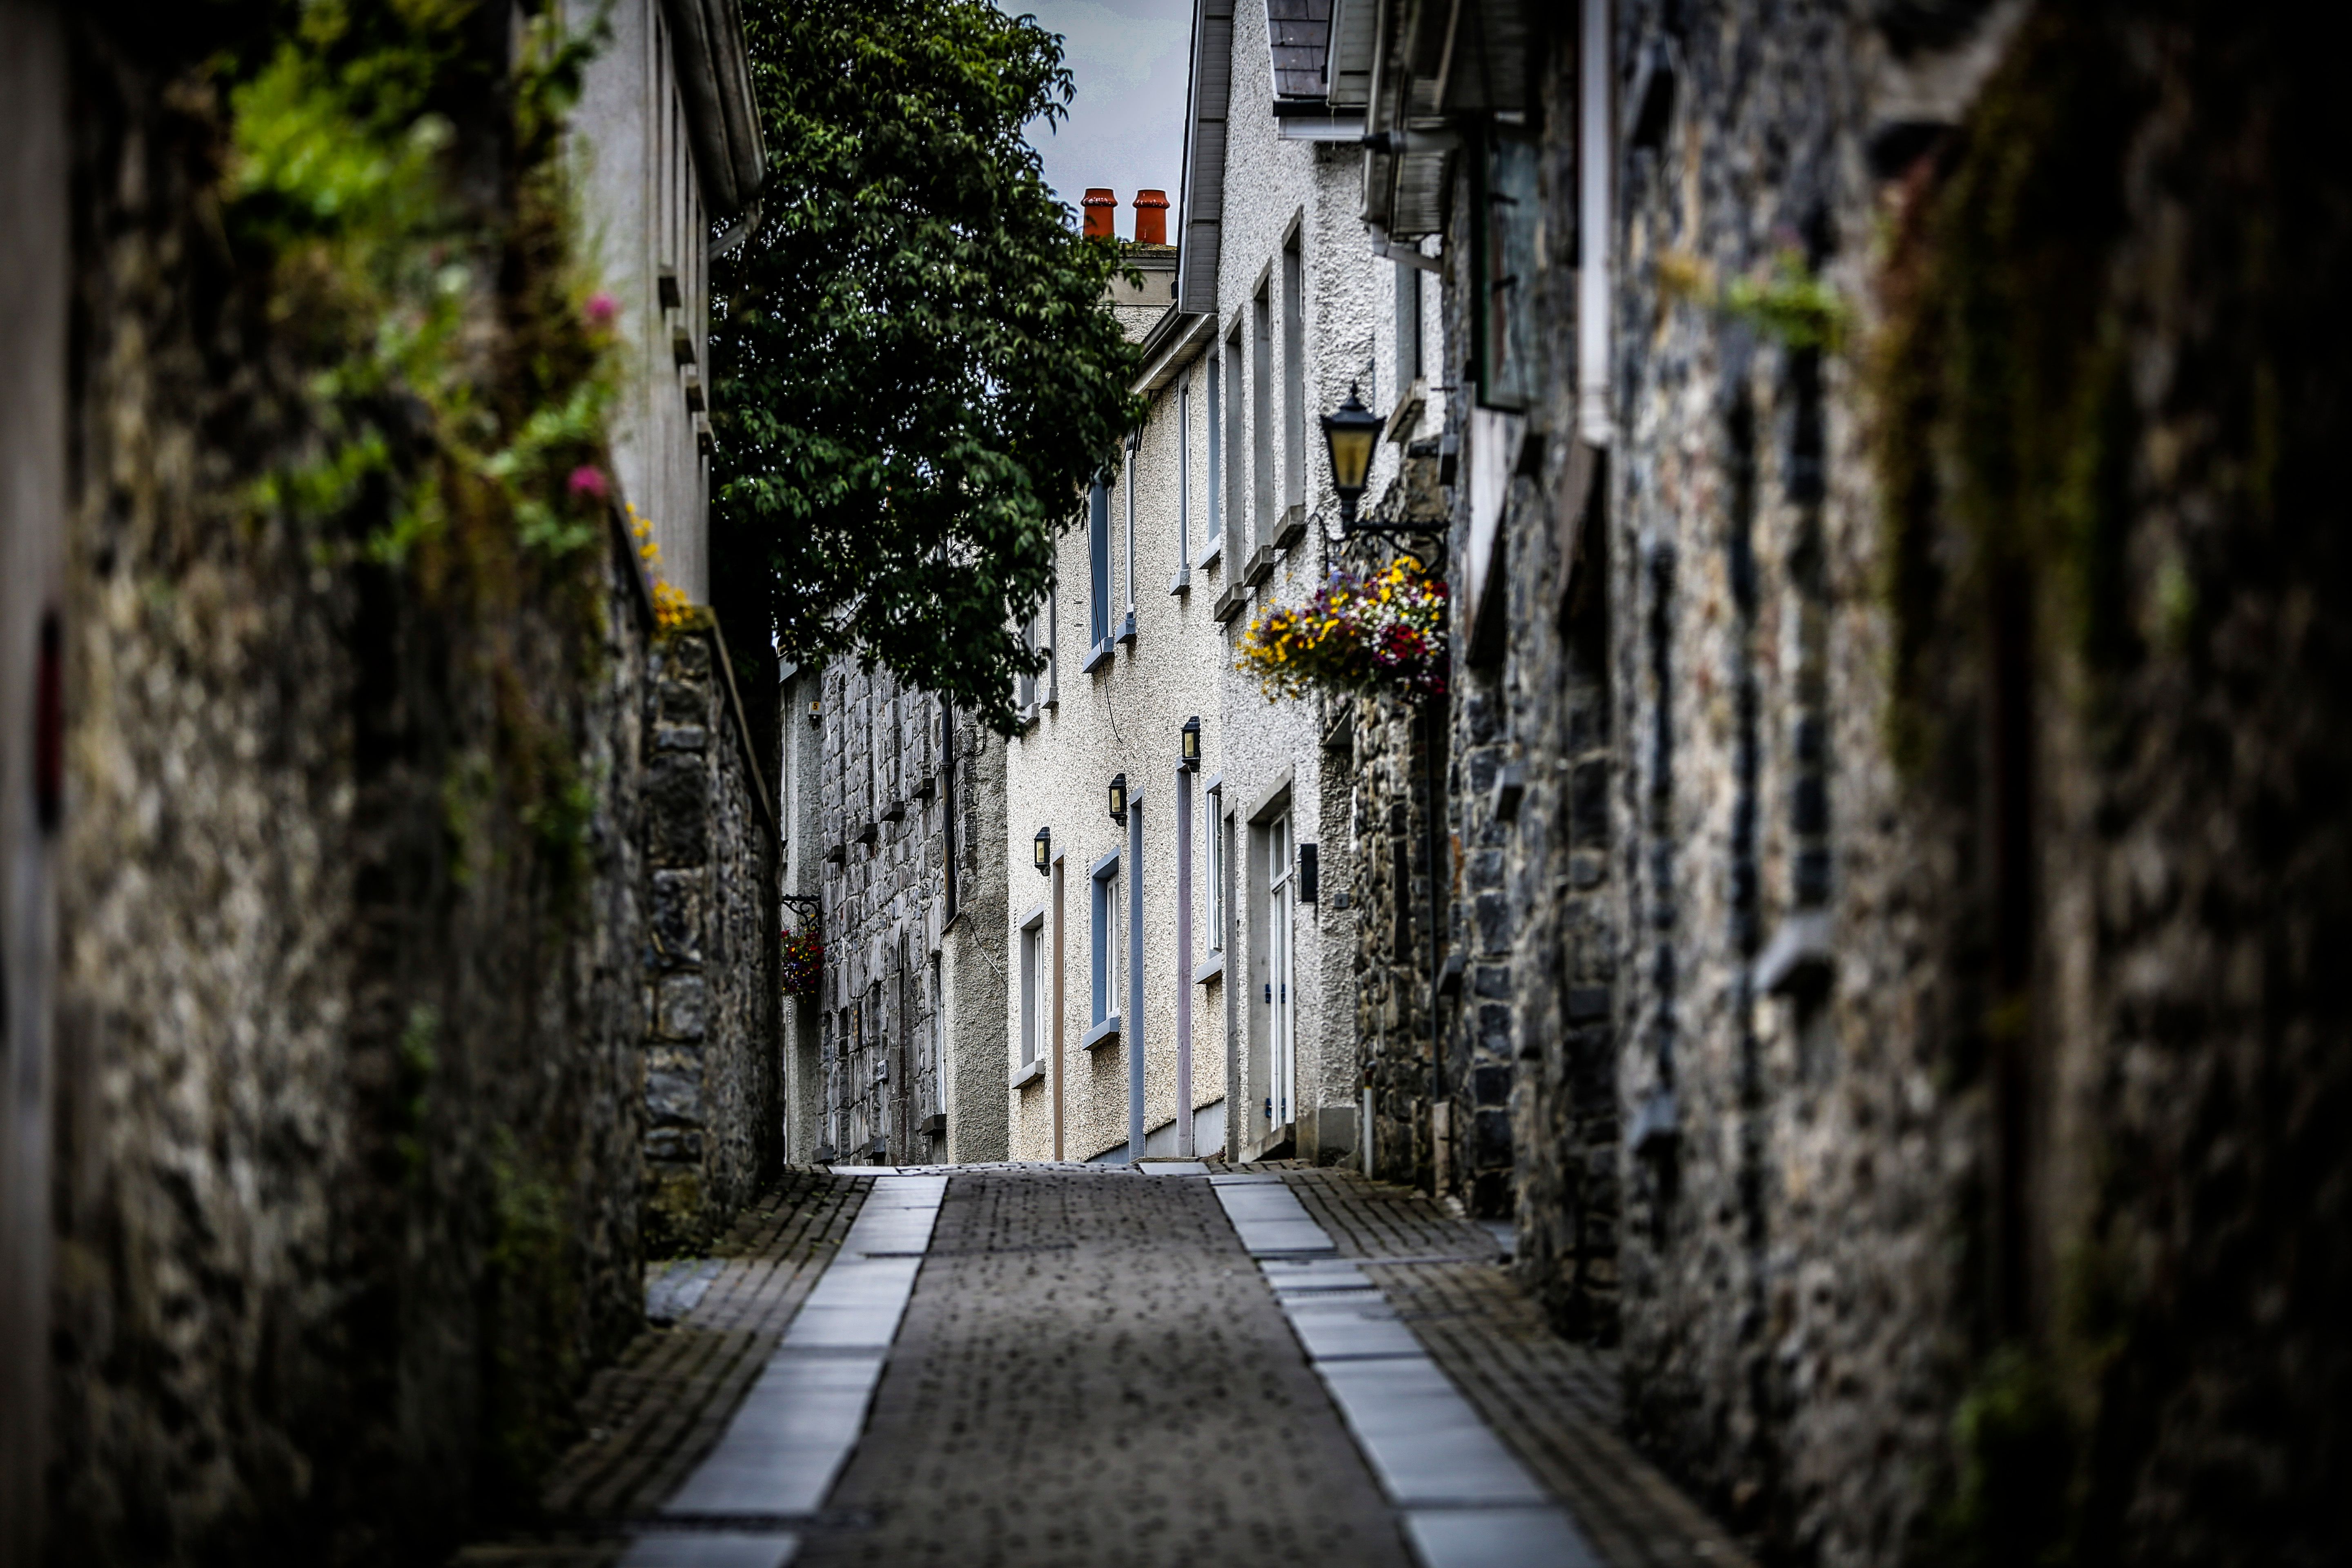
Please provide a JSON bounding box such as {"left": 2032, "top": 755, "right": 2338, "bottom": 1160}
{"left": 711, "top": 0, "right": 1142, "bottom": 734}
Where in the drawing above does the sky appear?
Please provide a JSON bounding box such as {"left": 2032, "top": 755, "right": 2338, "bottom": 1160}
{"left": 1015, "top": 0, "right": 1193, "bottom": 238}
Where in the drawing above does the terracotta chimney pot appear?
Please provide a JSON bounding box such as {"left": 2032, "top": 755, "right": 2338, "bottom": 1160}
{"left": 1133, "top": 189, "right": 1170, "bottom": 246}
{"left": 1082, "top": 188, "right": 1117, "bottom": 241}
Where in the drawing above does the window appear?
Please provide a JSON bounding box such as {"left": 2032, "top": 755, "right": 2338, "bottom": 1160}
{"left": 1266, "top": 814, "right": 1296, "bottom": 1129}
{"left": 1282, "top": 233, "right": 1305, "bottom": 510}
{"left": 1090, "top": 852, "right": 1121, "bottom": 1031}
{"left": 940, "top": 699, "right": 959, "bottom": 921}
{"left": 1121, "top": 432, "right": 1138, "bottom": 640}
{"left": 1019, "top": 911, "right": 1048, "bottom": 1067}
{"left": 1251, "top": 286, "right": 1273, "bottom": 544}
{"left": 1177, "top": 378, "right": 1192, "bottom": 577}
{"left": 1394, "top": 259, "right": 1423, "bottom": 389}
{"left": 1205, "top": 355, "right": 1223, "bottom": 549}
{"left": 1225, "top": 325, "right": 1247, "bottom": 551}
{"left": 1476, "top": 134, "right": 1540, "bottom": 410}
{"left": 1017, "top": 612, "right": 1039, "bottom": 709}
{"left": 1088, "top": 477, "right": 1111, "bottom": 648}
{"left": 1207, "top": 784, "right": 1227, "bottom": 954}
{"left": 1047, "top": 576, "right": 1059, "bottom": 701}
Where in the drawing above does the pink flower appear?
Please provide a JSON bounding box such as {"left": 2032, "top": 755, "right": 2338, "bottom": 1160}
{"left": 584, "top": 292, "right": 617, "bottom": 327}
{"left": 568, "top": 465, "right": 609, "bottom": 502}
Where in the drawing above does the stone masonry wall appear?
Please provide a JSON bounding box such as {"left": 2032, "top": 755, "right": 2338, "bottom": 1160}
{"left": 815, "top": 659, "right": 1004, "bottom": 1166}
{"left": 1601, "top": 2, "right": 2352, "bottom": 1561}
{"left": 40, "top": 27, "right": 657, "bottom": 1566}
{"left": 1345, "top": 459, "right": 1451, "bottom": 1192}
{"left": 641, "top": 624, "right": 780, "bottom": 1253}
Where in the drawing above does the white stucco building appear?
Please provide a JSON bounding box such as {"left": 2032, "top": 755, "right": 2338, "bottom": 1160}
{"left": 1000, "top": 0, "right": 1444, "bottom": 1165}
{"left": 567, "top": 0, "right": 764, "bottom": 600}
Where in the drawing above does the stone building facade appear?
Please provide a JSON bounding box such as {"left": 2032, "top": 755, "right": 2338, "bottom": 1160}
{"left": 801, "top": 658, "right": 1008, "bottom": 1167}
{"left": 1339, "top": 0, "right": 2352, "bottom": 1563}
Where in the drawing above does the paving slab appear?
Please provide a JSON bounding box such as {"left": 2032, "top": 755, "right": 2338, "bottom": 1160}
{"left": 619, "top": 1533, "right": 799, "bottom": 1568}
{"left": 1405, "top": 1506, "right": 1605, "bottom": 1568}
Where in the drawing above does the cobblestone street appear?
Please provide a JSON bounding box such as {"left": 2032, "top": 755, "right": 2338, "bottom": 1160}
{"left": 457, "top": 1167, "right": 1744, "bottom": 1568}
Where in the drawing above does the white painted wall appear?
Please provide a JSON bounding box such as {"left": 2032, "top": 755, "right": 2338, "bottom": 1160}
{"left": 568, "top": 0, "right": 713, "bottom": 600}
{"left": 998, "top": 0, "right": 1444, "bottom": 1165}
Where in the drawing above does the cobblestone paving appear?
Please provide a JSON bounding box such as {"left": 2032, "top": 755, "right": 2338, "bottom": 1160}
{"left": 458, "top": 1163, "right": 1746, "bottom": 1568}
{"left": 452, "top": 1169, "right": 871, "bottom": 1566}
{"left": 1278, "top": 1169, "right": 1751, "bottom": 1568}
{"left": 795, "top": 1166, "right": 1413, "bottom": 1568}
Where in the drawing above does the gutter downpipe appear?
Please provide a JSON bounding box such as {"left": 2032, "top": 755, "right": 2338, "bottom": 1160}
{"left": 1127, "top": 791, "right": 1147, "bottom": 1161}
{"left": 1053, "top": 853, "right": 1067, "bottom": 1162}
{"left": 1175, "top": 767, "right": 1194, "bottom": 1156}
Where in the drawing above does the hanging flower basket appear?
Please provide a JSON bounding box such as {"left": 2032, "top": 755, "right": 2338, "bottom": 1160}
{"left": 1238, "top": 558, "right": 1449, "bottom": 701}
{"left": 781, "top": 924, "right": 824, "bottom": 997}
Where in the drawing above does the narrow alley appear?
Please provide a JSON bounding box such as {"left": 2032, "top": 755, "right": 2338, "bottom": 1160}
{"left": 6, "top": 1, "right": 2345, "bottom": 1565}
{"left": 461, "top": 1165, "right": 1739, "bottom": 1568}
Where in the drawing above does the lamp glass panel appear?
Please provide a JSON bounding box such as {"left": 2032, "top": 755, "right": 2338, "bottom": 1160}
{"left": 1328, "top": 426, "right": 1376, "bottom": 493}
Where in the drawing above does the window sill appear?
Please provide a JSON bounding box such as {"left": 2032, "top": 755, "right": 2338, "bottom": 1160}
{"left": 1082, "top": 1016, "right": 1123, "bottom": 1052}
{"left": 1118, "top": 612, "right": 1137, "bottom": 647}
{"left": 1017, "top": 702, "right": 1040, "bottom": 731}
{"left": 1196, "top": 537, "right": 1223, "bottom": 572}
{"left": 1212, "top": 582, "right": 1250, "bottom": 624}
{"left": 1168, "top": 567, "right": 1190, "bottom": 596}
{"left": 1274, "top": 502, "right": 1307, "bottom": 550}
{"left": 1194, "top": 949, "right": 1225, "bottom": 987}
{"left": 1081, "top": 640, "right": 1116, "bottom": 675}
{"left": 1011, "top": 1058, "right": 1046, "bottom": 1090}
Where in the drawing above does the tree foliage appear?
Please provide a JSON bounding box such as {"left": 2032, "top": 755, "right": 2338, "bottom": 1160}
{"left": 712, "top": 0, "right": 1143, "bottom": 733}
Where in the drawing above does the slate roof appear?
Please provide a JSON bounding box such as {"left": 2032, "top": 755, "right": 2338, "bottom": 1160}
{"left": 1267, "top": 0, "right": 1334, "bottom": 102}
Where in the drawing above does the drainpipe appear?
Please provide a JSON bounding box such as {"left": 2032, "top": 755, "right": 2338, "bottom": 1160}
{"left": 1053, "top": 853, "right": 1066, "bottom": 1162}
{"left": 1175, "top": 766, "right": 1194, "bottom": 1156}
{"left": 1127, "top": 790, "right": 1146, "bottom": 1161}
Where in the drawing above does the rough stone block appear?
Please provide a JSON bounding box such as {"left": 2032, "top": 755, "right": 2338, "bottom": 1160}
{"left": 650, "top": 869, "right": 704, "bottom": 966}
{"left": 646, "top": 1127, "right": 706, "bottom": 1161}
{"left": 648, "top": 754, "right": 710, "bottom": 866}
{"left": 658, "top": 974, "right": 709, "bottom": 1040}
{"left": 647, "top": 1067, "right": 704, "bottom": 1125}
{"left": 1568, "top": 760, "right": 1609, "bottom": 846}
{"left": 1566, "top": 987, "right": 1611, "bottom": 1024}
{"left": 1474, "top": 891, "right": 1510, "bottom": 951}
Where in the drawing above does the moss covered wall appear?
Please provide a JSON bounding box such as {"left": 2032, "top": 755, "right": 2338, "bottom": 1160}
{"left": 42, "top": 13, "right": 657, "bottom": 1565}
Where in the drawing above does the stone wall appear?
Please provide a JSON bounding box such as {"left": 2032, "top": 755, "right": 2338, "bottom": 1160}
{"left": 1347, "top": 0, "right": 2352, "bottom": 1561}
{"left": 641, "top": 623, "right": 780, "bottom": 1252}
{"left": 814, "top": 659, "right": 1006, "bottom": 1165}
{"left": 36, "top": 25, "right": 662, "bottom": 1566}
{"left": 1343, "top": 460, "right": 1450, "bottom": 1192}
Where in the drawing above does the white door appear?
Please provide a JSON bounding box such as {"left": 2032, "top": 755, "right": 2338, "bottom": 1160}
{"left": 1269, "top": 814, "right": 1296, "bottom": 1133}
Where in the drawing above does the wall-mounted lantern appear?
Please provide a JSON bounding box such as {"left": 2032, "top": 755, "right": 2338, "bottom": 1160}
{"left": 1321, "top": 382, "right": 1383, "bottom": 529}
{"left": 1180, "top": 715, "right": 1201, "bottom": 771}
{"left": 1033, "top": 826, "right": 1052, "bottom": 875}
{"left": 1107, "top": 772, "right": 1129, "bottom": 825}
{"left": 1324, "top": 382, "right": 1444, "bottom": 537}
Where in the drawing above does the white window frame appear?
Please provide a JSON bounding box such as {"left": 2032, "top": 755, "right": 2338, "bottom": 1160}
{"left": 1206, "top": 782, "right": 1227, "bottom": 955}
{"left": 1089, "top": 851, "right": 1122, "bottom": 1040}
{"left": 1174, "top": 377, "right": 1192, "bottom": 589}
{"left": 1018, "top": 908, "right": 1048, "bottom": 1068}
{"left": 1267, "top": 813, "right": 1296, "bottom": 1131}
{"left": 1121, "top": 432, "right": 1138, "bottom": 639}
